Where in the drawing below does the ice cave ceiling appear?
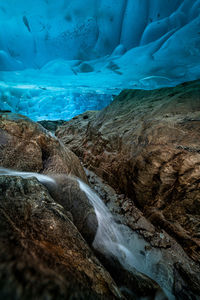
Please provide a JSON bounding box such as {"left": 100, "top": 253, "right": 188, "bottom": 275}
{"left": 0, "top": 0, "right": 200, "bottom": 120}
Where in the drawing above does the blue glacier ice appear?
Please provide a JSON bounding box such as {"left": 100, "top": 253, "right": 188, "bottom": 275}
{"left": 0, "top": 82, "right": 113, "bottom": 121}
{"left": 0, "top": 0, "right": 200, "bottom": 120}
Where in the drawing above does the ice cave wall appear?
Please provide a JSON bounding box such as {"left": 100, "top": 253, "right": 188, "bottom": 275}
{"left": 0, "top": 0, "right": 200, "bottom": 70}
{"left": 1, "top": 0, "right": 200, "bottom": 121}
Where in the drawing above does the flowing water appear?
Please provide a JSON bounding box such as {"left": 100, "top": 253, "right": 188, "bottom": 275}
{"left": 0, "top": 167, "right": 56, "bottom": 185}
{"left": 0, "top": 168, "right": 175, "bottom": 299}
{"left": 78, "top": 179, "right": 175, "bottom": 300}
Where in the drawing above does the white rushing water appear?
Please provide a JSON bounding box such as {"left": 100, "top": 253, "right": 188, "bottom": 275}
{"left": 0, "top": 167, "right": 56, "bottom": 185}
{"left": 78, "top": 179, "right": 175, "bottom": 300}
{"left": 0, "top": 167, "right": 174, "bottom": 299}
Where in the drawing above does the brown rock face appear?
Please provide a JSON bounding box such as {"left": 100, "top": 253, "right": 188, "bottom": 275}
{"left": 0, "top": 113, "right": 100, "bottom": 245}
{"left": 0, "top": 113, "right": 87, "bottom": 182}
{"left": 56, "top": 80, "right": 200, "bottom": 263}
{"left": 0, "top": 112, "right": 165, "bottom": 299}
{"left": 86, "top": 169, "right": 200, "bottom": 299}
{"left": 0, "top": 175, "right": 121, "bottom": 300}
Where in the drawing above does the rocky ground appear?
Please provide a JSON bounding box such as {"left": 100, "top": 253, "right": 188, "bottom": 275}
{"left": 56, "top": 79, "right": 200, "bottom": 298}
{"left": 0, "top": 112, "right": 160, "bottom": 300}
{"left": 85, "top": 169, "right": 200, "bottom": 299}
{"left": 0, "top": 80, "right": 200, "bottom": 299}
{"left": 56, "top": 80, "right": 200, "bottom": 265}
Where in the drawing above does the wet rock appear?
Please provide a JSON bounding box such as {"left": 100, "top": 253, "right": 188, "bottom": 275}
{"left": 38, "top": 120, "right": 66, "bottom": 132}
{"left": 0, "top": 175, "right": 121, "bottom": 300}
{"left": 84, "top": 169, "right": 200, "bottom": 299}
{"left": 173, "top": 263, "right": 200, "bottom": 299}
{"left": 0, "top": 112, "right": 87, "bottom": 182}
{"left": 84, "top": 170, "right": 167, "bottom": 298}
{"left": 44, "top": 174, "right": 98, "bottom": 244}
{"left": 95, "top": 253, "right": 162, "bottom": 300}
{"left": 56, "top": 79, "right": 200, "bottom": 263}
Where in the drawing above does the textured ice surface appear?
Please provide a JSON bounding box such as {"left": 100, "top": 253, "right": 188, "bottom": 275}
{"left": 0, "top": 0, "right": 200, "bottom": 120}
{"left": 0, "top": 81, "right": 113, "bottom": 121}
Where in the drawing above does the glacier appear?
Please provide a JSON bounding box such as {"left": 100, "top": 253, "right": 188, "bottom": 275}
{"left": 0, "top": 0, "right": 200, "bottom": 120}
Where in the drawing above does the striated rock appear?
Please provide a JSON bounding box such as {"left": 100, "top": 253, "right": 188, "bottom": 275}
{"left": 85, "top": 169, "right": 172, "bottom": 250}
{"left": 0, "top": 113, "right": 166, "bottom": 298}
{"left": 56, "top": 80, "right": 200, "bottom": 263}
{"left": 56, "top": 110, "right": 98, "bottom": 158}
{"left": 0, "top": 175, "right": 121, "bottom": 300}
{"left": 173, "top": 262, "right": 200, "bottom": 300}
{"left": 84, "top": 171, "right": 166, "bottom": 299}
{"left": 85, "top": 169, "right": 200, "bottom": 299}
{"left": 0, "top": 113, "right": 87, "bottom": 182}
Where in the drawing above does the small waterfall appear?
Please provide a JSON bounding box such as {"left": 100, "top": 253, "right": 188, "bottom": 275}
{"left": 0, "top": 168, "right": 174, "bottom": 299}
{"left": 78, "top": 179, "right": 137, "bottom": 266}
{"left": 78, "top": 179, "right": 175, "bottom": 300}
{"left": 78, "top": 180, "right": 123, "bottom": 252}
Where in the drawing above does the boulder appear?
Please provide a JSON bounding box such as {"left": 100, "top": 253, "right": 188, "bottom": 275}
{"left": 0, "top": 113, "right": 87, "bottom": 182}
{"left": 44, "top": 174, "right": 98, "bottom": 244}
